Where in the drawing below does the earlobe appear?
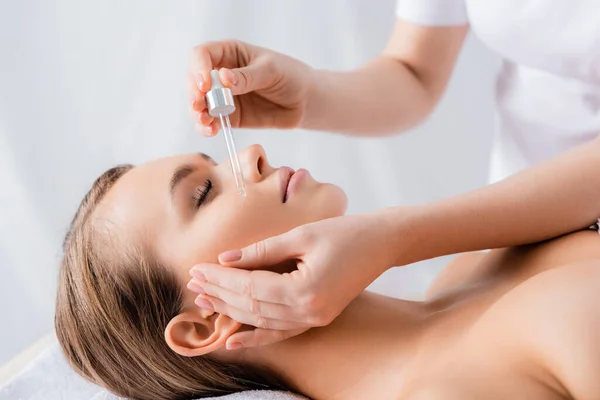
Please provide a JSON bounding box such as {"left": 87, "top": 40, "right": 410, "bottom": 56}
{"left": 164, "top": 310, "right": 240, "bottom": 357}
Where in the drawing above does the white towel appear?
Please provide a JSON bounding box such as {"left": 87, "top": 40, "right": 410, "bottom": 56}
{"left": 0, "top": 342, "right": 306, "bottom": 400}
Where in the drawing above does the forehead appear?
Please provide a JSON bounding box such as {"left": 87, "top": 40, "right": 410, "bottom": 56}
{"left": 98, "top": 153, "right": 208, "bottom": 240}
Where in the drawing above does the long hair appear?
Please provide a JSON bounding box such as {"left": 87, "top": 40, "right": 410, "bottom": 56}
{"left": 55, "top": 165, "right": 291, "bottom": 399}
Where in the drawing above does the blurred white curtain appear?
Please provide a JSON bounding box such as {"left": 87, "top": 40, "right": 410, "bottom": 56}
{"left": 0, "top": 0, "right": 498, "bottom": 364}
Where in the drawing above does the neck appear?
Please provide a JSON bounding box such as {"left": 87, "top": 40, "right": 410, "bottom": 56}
{"left": 245, "top": 292, "right": 427, "bottom": 400}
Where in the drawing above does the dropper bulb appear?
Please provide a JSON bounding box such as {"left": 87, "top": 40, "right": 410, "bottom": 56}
{"left": 210, "top": 70, "right": 223, "bottom": 90}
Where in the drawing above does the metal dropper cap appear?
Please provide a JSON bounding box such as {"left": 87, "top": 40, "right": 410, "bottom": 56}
{"left": 206, "top": 70, "right": 235, "bottom": 117}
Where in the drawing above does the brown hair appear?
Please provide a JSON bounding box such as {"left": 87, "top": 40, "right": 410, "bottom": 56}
{"left": 55, "top": 165, "right": 291, "bottom": 399}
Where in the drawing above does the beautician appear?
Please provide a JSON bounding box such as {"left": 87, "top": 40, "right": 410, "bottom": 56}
{"left": 186, "top": 0, "right": 600, "bottom": 350}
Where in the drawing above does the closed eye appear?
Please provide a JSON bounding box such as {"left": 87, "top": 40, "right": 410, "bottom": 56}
{"left": 193, "top": 179, "right": 213, "bottom": 208}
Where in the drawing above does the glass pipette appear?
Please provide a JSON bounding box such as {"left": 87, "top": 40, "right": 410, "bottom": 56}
{"left": 205, "top": 70, "right": 247, "bottom": 199}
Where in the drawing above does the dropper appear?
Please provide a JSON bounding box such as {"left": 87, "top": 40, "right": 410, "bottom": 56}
{"left": 205, "top": 69, "right": 247, "bottom": 199}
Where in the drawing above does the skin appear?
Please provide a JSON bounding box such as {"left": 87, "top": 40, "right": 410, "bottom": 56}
{"left": 188, "top": 22, "right": 468, "bottom": 135}
{"left": 101, "top": 146, "right": 600, "bottom": 399}
{"left": 184, "top": 21, "right": 600, "bottom": 349}
{"left": 102, "top": 144, "right": 347, "bottom": 282}
{"left": 100, "top": 143, "right": 347, "bottom": 353}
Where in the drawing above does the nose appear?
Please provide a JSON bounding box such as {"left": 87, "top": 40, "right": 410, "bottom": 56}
{"left": 238, "top": 144, "right": 269, "bottom": 182}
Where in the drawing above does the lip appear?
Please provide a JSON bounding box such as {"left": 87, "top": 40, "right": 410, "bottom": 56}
{"left": 285, "top": 168, "right": 309, "bottom": 202}
{"left": 279, "top": 167, "right": 295, "bottom": 203}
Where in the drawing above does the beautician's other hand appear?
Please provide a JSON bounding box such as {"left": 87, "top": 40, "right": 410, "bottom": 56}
{"left": 187, "top": 213, "right": 397, "bottom": 350}
{"left": 188, "top": 40, "right": 312, "bottom": 136}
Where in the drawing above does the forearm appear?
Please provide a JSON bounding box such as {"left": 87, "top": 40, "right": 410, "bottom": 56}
{"left": 380, "top": 137, "right": 600, "bottom": 266}
{"left": 300, "top": 22, "right": 467, "bottom": 136}
{"left": 301, "top": 57, "right": 434, "bottom": 135}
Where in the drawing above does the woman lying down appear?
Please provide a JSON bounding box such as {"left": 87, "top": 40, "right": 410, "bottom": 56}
{"left": 55, "top": 144, "right": 600, "bottom": 400}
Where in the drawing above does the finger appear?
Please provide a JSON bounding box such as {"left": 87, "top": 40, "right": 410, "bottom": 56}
{"left": 218, "top": 228, "right": 304, "bottom": 269}
{"left": 188, "top": 107, "right": 213, "bottom": 126}
{"left": 190, "top": 108, "right": 211, "bottom": 130}
{"left": 195, "top": 120, "right": 219, "bottom": 137}
{"left": 226, "top": 328, "right": 309, "bottom": 350}
{"left": 196, "top": 294, "right": 305, "bottom": 331}
{"left": 190, "top": 41, "right": 242, "bottom": 92}
{"left": 218, "top": 61, "right": 275, "bottom": 96}
{"left": 208, "top": 120, "right": 220, "bottom": 135}
{"left": 198, "top": 111, "right": 213, "bottom": 126}
{"left": 191, "top": 263, "right": 302, "bottom": 305}
{"left": 192, "top": 112, "right": 217, "bottom": 136}
{"left": 187, "top": 73, "right": 203, "bottom": 107}
{"left": 187, "top": 73, "right": 197, "bottom": 97}
{"left": 191, "top": 94, "right": 207, "bottom": 113}
{"left": 194, "top": 122, "right": 216, "bottom": 137}
{"left": 188, "top": 279, "right": 304, "bottom": 322}
{"left": 187, "top": 73, "right": 207, "bottom": 112}
{"left": 189, "top": 91, "right": 197, "bottom": 109}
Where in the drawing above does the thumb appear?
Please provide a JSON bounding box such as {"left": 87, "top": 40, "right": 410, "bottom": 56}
{"left": 226, "top": 328, "right": 309, "bottom": 349}
{"left": 219, "top": 61, "right": 276, "bottom": 96}
{"left": 218, "top": 230, "right": 301, "bottom": 269}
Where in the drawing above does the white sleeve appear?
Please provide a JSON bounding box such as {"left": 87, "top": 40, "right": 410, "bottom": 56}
{"left": 396, "top": 0, "right": 468, "bottom": 26}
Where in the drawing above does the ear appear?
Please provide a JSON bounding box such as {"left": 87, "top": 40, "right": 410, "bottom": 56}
{"left": 164, "top": 308, "right": 241, "bottom": 357}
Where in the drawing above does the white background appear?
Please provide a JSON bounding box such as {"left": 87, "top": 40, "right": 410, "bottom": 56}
{"left": 0, "top": 0, "right": 499, "bottom": 365}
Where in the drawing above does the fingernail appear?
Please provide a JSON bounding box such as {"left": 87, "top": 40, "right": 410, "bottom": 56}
{"left": 219, "top": 249, "right": 242, "bottom": 263}
{"left": 203, "top": 126, "right": 214, "bottom": 136}
{"left": 227, "top": 342, "right": 243, "bottom": 350}
{"left": 189, "top": 92, "right": 197, "bottom": 106}
{"left": 196, "top": 73, "right": 204, "bottom": 90}
{"left": 195, "top": 112, "right": 202, "bottom": 123}
{"left": 187, "top": 280, "right": 206, "bottom": 294}
{"left": 225, "top": 69, "right": 238, "bottom": 86}
{"left": 195, "top": 297, "right": 213, "bottom": 310}
{"left": 189, "top": 268, "right": 206, "bottom": 281}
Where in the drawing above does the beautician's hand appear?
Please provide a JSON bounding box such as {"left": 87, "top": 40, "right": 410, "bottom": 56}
{"left": 188, "top": 40, "right": 312, "bottom": 136}
{"left": 187, "top": 213, "right": 398, "bottom": 350}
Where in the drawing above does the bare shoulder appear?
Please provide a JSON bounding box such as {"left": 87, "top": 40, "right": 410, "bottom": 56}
{"left": 470, "top": 260, "right": 600, "bottom": 400}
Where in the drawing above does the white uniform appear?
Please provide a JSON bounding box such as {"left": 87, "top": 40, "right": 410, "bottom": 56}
{"left": 397, "top": 0, "right": 600, "bottom": 183}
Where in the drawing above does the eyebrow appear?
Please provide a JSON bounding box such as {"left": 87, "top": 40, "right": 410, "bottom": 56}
{"left": 198, "top": 152, "right": 215, "bottom": 163}
{"left": 168, "top": 153, "right": 215, "bottom": 201}
{"left": 169, "top": 164, "right": 196, "bottom": 198}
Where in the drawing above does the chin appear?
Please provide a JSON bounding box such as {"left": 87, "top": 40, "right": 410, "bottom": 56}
{"left": 315, "top": 183, "right": 348, "bottom": 219}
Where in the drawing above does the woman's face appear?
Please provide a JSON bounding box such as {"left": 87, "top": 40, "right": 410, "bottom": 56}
{"left": 101, "top": 144, "right": 347, "bottom": 287}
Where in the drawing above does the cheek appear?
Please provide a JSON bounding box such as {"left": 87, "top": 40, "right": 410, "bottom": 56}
{"left": 293, "top": 183, "right": 347, "bottom": 222}
{"left": 224, "top": 201, "right": 301, "bottom": 246}
{"left": 173, "top": 202, "right": 297, "bottom": 266}
{"left": 166, "top": 184, "right": 346, "bottom": 271}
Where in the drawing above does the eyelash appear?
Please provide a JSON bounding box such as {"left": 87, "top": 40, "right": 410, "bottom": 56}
{"left": 193, "top": 179, "right": 213, "bottom": 208}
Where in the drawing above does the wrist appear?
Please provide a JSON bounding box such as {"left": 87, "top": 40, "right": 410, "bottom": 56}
{"left": 370, "top": 205, "right": 428, "bottom": 268}
{"left": 299, "top": 68, "right": 322, "bottom": 130}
